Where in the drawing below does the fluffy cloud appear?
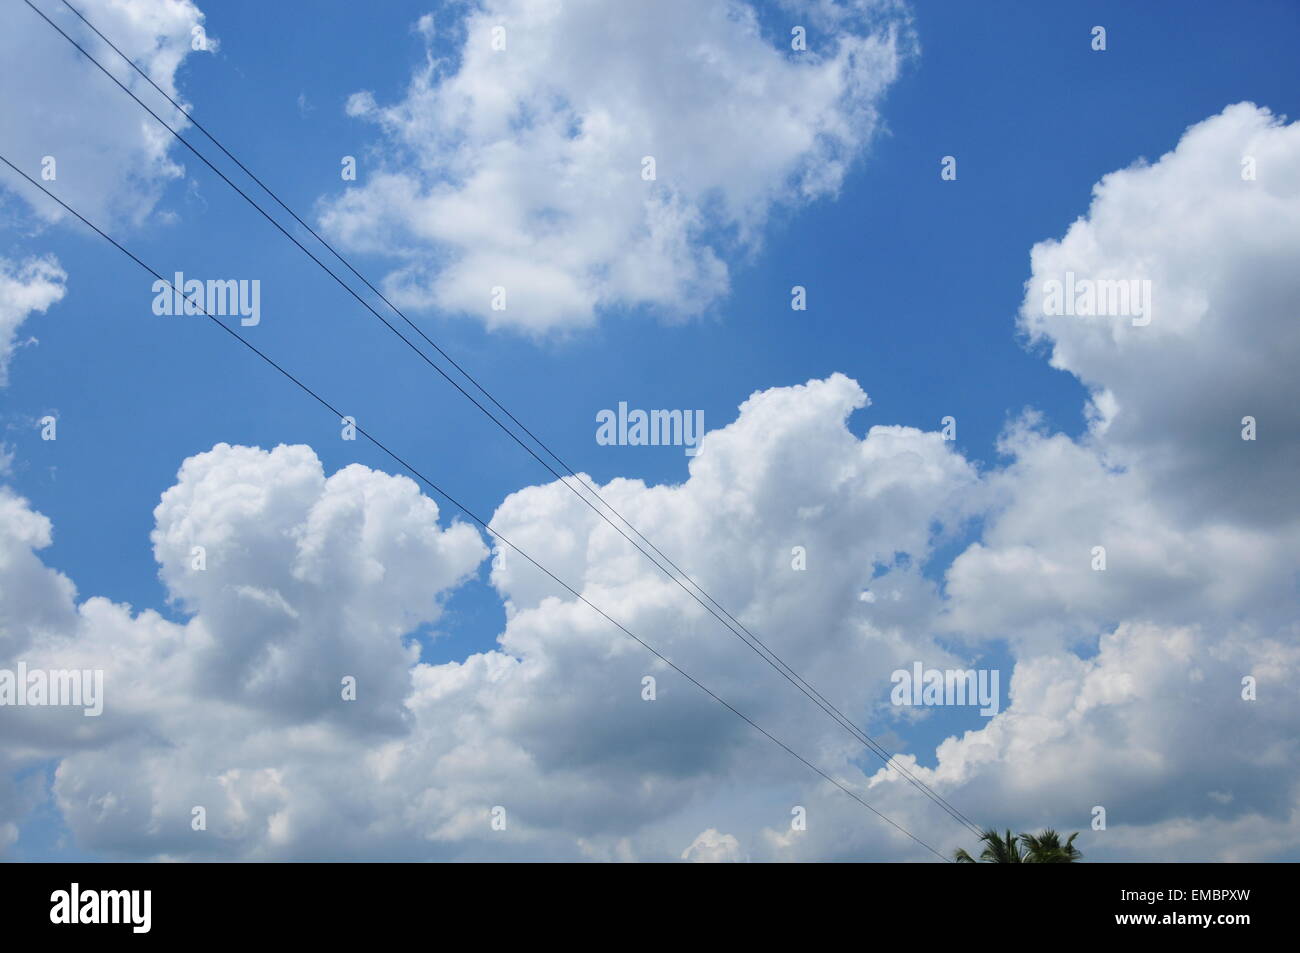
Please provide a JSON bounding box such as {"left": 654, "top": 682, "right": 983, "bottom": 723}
{"left": 0, "top": 485, "right": 78, "bottom": 664}
{"left": 931, "top": 104, "right": 1300, "bottom": 859}
{"left": 318, "top": 0, "right": 910, "bottom": 331}
{"left": 0, "top": 256, "right": 65, "bottom": 386}
{"left": 1018, "top": 102, "right": 1300, "bottom": 526}
{"left": 925, "top": 618, "right": 1300, "bottom": 861}
{"left": 941, "top": 421, "right": 1299, "bottom": 652}
{"left": 0, "top": 445, "right": 487, "bottom": 857}
{"left": 948, "top": 104, "right": 1300, "bottom": 649}
{"left": 147, "top": 444, "right": 489, "bottom": 730}
{"left": 0, "top": 0, "right": 212, "bottom": 228}
{"left": 681, "top": 828, "right": 745, "bottom": 862}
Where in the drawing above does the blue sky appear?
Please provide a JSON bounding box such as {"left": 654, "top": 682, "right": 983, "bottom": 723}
{"left": 2, "top": 0, "right": 1299, "bottom": 862}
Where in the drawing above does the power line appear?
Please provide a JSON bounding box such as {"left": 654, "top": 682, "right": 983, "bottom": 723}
{"left": 0, "top": 153, "right": 953, "bottom": 862}
{"left": 32, "top": 0, "right": 984, "bottom": 839}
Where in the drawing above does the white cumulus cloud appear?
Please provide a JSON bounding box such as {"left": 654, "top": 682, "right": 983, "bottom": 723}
{"left": 0, "top": 256, "right": 66, "bottom": 385}
{"left": 318, "top": 0, "right": 911, "bottom": 331}
{"left": 0, "top": 0, "right": 213, "bottom": 228}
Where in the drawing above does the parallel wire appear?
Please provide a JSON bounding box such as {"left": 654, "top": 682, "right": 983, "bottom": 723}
{"left": 32, "top": 0, "right": 984, "bottom": 839}
{"left": 0, "top": 153, "right": 953, "bottom": 862}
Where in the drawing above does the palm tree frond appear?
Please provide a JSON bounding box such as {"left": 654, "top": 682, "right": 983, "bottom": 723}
{"left": 958, "top": 827, "right": 1081, "bottom": 863}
